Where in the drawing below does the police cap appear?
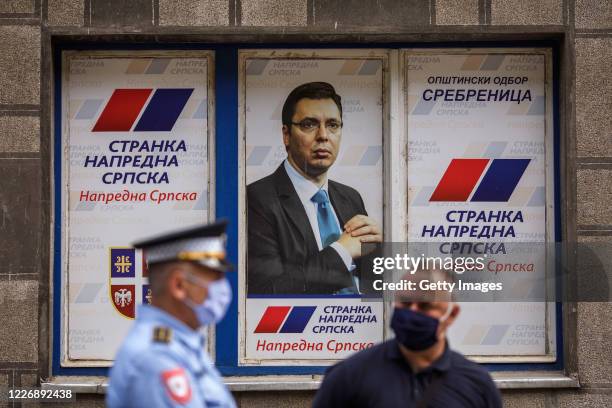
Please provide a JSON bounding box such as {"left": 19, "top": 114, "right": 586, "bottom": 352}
{"left": 132, "top": 220, "right": 233, "bottom": 272}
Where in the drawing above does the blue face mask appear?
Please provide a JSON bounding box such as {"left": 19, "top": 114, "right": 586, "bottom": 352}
{"left": 184, "top": 275, "right": 232, "bottom": 327}
{"left": 390, "top": 305, "right": 452, "bottom": 351}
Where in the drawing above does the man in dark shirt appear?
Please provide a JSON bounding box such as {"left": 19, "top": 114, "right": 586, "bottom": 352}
{"left": 313, "top": 270, "right": 502, "bottom": 408}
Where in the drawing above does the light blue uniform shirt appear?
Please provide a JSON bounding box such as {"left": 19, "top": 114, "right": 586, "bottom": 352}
{"left": 107, "top": 305, "right": 236, "bottom": 408}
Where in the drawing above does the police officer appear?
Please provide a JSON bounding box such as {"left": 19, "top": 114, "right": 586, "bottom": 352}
{"left": 313, "top": 269, "right": 502, "bottom": 408}
{"left": 107, "top": 220, "right": 236, "bottom": 408}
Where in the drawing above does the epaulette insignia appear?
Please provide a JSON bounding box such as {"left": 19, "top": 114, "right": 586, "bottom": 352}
{"left": 153, "top": 326, "right": 172, "bottom": 344}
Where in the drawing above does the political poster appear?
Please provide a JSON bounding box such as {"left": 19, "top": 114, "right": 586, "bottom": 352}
{"left": 405, "top": 51, "right": 555, "bottom": 358}
{"left": 62, "top": 52, "right": 212, "bottom": 364}
{"left": 240, "top": 52, "right": 386, "bottom": 362}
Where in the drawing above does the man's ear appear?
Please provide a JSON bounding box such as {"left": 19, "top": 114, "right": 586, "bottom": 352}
{"left": 438, "top": 304, "right": 460, "bottom": 339}
{"left": 282, "top": 125, "right": 290, "bottom": 150}
{"left": 167, "top": 268, "right": 187, "bottom": 301}
{"left": 445, "top": 303, "right": 460, "bottom": 326}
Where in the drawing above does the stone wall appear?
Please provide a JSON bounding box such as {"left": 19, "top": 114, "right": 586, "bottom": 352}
{"left": 0, "top": 1, "right": 610, "bottom": 406}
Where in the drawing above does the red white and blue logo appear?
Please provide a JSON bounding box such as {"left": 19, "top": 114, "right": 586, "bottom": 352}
{"left": 92, "top": 88, "right": 194, "bottom": 132}
{"left": 430, "top": 158, "right": 531, "bottom": 202}
{"left": 254, "top": 306, "right": 317, "bottom": 333}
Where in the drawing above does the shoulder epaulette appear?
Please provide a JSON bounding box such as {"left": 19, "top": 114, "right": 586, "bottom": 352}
{"left": 153, "top": 326, "right": 172, "bottom": 344}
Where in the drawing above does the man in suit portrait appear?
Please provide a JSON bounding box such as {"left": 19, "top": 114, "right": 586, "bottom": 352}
{"left": 247, "top": 81, "right": 382, "bottom": 294}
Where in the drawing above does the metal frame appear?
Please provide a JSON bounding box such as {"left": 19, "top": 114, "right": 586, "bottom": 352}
{"left": 46, "top": 41, "right": 576, "bottom": 386}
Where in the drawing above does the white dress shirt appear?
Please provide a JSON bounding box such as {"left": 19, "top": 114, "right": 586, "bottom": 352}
{"left": 283, "top": 160, "right": 355, "bottom": 272}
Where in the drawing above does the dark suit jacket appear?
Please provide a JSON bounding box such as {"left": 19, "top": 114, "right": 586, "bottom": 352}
{"left": 247, "top": 164, "right": 369, "bottom": 294}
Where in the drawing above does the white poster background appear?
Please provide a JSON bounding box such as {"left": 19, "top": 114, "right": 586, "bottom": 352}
{"left": 62, "top": 53, "right": 212, "bottom": 364}
{"left": 240, "top": 53, "right": 386, "bottom": 363}
{"left": 405, "top": 51, "right": 555, "bottom": 359}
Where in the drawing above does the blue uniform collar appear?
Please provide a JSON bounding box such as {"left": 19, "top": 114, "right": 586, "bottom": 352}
{"left": 138, "top": 304, "right": 206, "bottom": 352}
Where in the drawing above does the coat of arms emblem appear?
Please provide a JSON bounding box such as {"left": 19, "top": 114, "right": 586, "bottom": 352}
{"left": 109, "top": 247, "right": 149, "bottom": 319}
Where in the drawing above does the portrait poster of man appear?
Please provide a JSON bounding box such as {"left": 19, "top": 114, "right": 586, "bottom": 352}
{"left": 244, "top": 57, "right": 385, "bottom": 296}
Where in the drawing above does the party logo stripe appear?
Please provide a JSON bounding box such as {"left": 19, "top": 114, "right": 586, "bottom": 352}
{"left": 254, "top": 306, "right": 291, "bottom": 333}
{"left": 279, "top": 306, "right": 317, "bottom": 333}
{"left": 430, "top": 159, "right": 489, "bottom": 202}
{"left": 92, "top": 89, "right": 153, "bottom": 132}
{"left": 471, "top": 159, "right": 530, "bottom": 202}
{"left": 134, "top": 88, "right": 194, "bottom": 132}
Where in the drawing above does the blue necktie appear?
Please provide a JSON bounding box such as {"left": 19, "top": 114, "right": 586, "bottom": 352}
{"left": 311, "top": 189, "right": 341, "bottom": 248}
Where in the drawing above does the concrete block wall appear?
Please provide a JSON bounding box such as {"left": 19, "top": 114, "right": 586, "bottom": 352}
{"left": 0, "top": 1, "right": 610, "bottom": 406}
{"left": 0, "top": 1, "right": 44, "bottom": 401}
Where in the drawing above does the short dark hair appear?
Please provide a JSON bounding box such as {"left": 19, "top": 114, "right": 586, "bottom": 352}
{"left": 281, "top": 82, "right": 342, "bottom": 127}
{"left": 148, "top": 261, "right": 174, "bottom": 297}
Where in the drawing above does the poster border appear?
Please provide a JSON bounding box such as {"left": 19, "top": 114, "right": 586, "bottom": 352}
{"left": 236, "top": 49, "right": 391, "bottom": 366}
{"left": 402, "top": 48, "right": 557, "bottom": 364}
{"left": 56, "top": 50, "right": 216, "bottom": 367}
